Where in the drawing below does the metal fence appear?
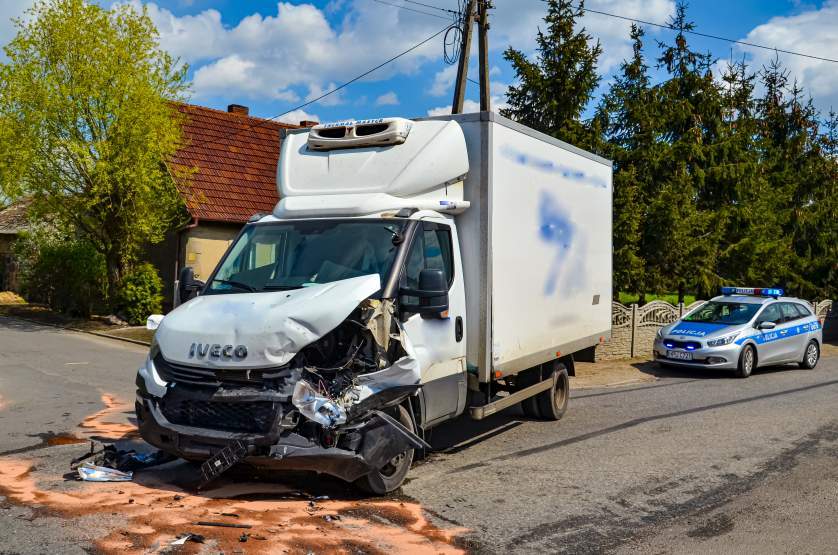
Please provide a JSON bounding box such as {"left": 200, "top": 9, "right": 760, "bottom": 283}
{"left": 598, "top": 298, "right": 835, "bottom": 361}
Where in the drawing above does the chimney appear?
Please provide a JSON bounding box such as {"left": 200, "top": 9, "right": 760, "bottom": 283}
{"left": 227, "top": 104, "right": 249, "bottom": 116}
{"left": 298, "top": 120, "right": 318, "bottom": 128}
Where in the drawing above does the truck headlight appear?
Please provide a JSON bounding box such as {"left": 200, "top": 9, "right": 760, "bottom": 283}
{"left": 292, "top": 380, "right": 347, "bottom": 428}
{"left": 707, "top": 333, "right": 739, "bottom": 347}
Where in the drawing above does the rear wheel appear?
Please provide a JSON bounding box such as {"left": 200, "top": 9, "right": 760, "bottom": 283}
{"left": 516, "top": 366, "right": 543, "bottom": 419}
{"left": 535, "top": 363, "right": 569, "bottom": 421}
{"left": 354, "top": 404, "right": 415, "bottom": 495}
{"left": 799, "top": 340, "right": 819, "bottom": 369}
{"left": 735, "top": 345, "right": 756, "bottom": 378}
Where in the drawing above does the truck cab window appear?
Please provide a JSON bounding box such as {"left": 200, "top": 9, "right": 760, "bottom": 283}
{"left": 403, "top": 226, "right": 454, "bottom": 289}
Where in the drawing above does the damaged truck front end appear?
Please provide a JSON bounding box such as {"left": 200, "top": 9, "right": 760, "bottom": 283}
{"left": 136, "top": 218, "right": 433, "bottom": 494}
{"left": 137, "top": 297, "right": 428, "bottom": 493}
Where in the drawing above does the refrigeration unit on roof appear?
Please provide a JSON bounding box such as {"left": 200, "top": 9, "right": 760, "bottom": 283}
{"left": 307, "top": 118, "right": 413, "bottom": 150}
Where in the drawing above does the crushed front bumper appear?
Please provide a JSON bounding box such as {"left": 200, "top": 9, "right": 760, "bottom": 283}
{"left": 135, "top": 363, "right": 427, "bottom": 483}
{"left": 652, "top": 338, "right": 742, "bottom": 370}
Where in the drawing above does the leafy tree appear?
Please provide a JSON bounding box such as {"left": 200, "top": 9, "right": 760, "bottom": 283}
{"left": 501, "top": 0, "right": 602, "bottom": 146}
{"left": 646, "top": 2, "right": 726, "bottom": 300}
{"left": 0, "top": 0, "right": 189, "bottom": 303}
{"left": 594, "top": 25, "right": 659, "bottom": 296}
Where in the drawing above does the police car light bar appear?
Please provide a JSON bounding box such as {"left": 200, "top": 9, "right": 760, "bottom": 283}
{"left": 720, "top": 286, "right": 784, "bottom": 298}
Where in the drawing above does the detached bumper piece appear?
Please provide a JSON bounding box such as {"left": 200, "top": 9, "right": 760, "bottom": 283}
{"left": 199, "top": 440, "right": 251, "bottom": 488}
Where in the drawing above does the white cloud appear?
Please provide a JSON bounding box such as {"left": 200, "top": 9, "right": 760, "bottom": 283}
{"left": 277, "top": 108, "right": 320, "bottom": 126}
{"left": 139, "top": 0, "right": 446, "bottom": 104}
{"left": 375, "top": 91, "right": 399, "bottom": 106}
{"left": 733, "top": 0, "right": 838, "bottom": 113}
{"left": 429, "top": 64, "right": 458, "bottom": 96}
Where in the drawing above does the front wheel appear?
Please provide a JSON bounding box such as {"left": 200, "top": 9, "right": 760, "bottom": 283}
{"left": 735, "top": 344, "right": 756, "bottom": 378}
{"left": 799, "top": 340, "right": 819, "bottom": 370}
{"left": 354, "top": 404, "right": 415, "bottom": 495}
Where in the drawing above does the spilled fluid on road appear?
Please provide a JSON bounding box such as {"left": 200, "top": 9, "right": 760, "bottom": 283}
{"left": 0, "top": 393, "right": 467, "bottom": 554}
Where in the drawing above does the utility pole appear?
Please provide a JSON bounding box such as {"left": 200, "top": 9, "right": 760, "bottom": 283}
{"left": 451, "top": 0, "right": 477, "bottom": 114}
{"left": 477, "top": 0, "right": 491, "bottom": 111}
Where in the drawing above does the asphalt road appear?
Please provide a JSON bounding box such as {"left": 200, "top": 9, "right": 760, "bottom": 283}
{"left": 1, "top": 316, "right": 837, "bottom": 554}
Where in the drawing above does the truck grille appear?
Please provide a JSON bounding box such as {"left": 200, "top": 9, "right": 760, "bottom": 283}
{"left": 161, "top": 398, "right": 279, "bottom": 434}
{"left": 153, "top": 355, "right": 282, "bottom": 387}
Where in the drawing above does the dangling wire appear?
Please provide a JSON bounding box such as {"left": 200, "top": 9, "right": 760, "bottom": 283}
{"left": 443, "top": 0, "right": 468, "bottom": 65}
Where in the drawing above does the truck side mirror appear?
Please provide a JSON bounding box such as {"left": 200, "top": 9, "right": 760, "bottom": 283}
{"left": 178, "top": 266, "right": 204, "bottom": 305}
{"left": 400, "top": 269, "right": 449, "bottom": 319}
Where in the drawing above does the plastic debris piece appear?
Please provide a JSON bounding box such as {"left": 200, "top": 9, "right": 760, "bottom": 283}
{"left": 77, "top": 463, "right": 133, "bottom": 482}
{"left": 195, "top": 521, "right": 252, "bottom": 529}
{"left": 171, "top": 533, "right": 206, "bottom": 545}
{"left": 170, "top": 536, "right": 189, "bottom": 546}
{"left": 199, "top": 440, "right": 249, "bottom": 488}
{"left": 239, "top": 533, "right": 249, "bottom": 542}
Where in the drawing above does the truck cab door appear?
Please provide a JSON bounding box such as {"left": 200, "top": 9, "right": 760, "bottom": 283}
{"left": 399, "top": 221, "right": 467, "bottom": 427}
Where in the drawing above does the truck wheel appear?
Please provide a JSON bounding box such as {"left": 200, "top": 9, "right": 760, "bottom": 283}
{"left": 735, "top": 345, "right": 755, "bottom": 378}
{"left": 799, "top": 340, "right": 819, "bottom": 369}
{"left": 535, "top": 363, "right": 569, "bottom": 421}
{"left": 355, "top": 404, "right": 415, "bottom": 496}
{"left": 516, "top": 366, "right": 542, "bottom": 419}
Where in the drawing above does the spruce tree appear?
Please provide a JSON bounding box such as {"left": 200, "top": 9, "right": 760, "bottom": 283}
{"left": 501, "top": 0, "right": 602, "bottom": 146}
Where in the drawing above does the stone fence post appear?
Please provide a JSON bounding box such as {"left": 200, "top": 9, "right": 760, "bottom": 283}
{"left": 629, "top": 303, "right": 639, "bottom": 358}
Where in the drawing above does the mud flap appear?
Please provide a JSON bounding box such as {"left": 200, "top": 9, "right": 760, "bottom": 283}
{"left": 199, "top": 440, "right": 251, "bottom": 488}
{"left": 359, "top": 410, "right": 431, "bottom": 471}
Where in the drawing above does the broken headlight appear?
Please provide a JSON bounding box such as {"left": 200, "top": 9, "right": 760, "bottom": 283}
{"left": 291, "top": 380, "right": 347, "bottom": 428}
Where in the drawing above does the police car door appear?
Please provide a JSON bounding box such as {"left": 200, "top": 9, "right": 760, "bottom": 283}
{"left": 754, "top": 303, "right": 784, "bottom": 364}
{"left": 776, "top": 302, "right": 808, "bottom": 363}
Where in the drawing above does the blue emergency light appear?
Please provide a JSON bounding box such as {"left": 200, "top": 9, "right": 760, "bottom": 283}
{"left": 720, "top": 286, "right": 784, "bottom": 298}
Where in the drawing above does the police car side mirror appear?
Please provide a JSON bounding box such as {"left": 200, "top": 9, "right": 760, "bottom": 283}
{"left": 757, "top": 321, "right": 776, "bottom": 330}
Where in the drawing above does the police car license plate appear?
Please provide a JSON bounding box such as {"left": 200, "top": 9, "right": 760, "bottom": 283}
{"left": 667, "top": 350, "right": 692, "bottom": 361}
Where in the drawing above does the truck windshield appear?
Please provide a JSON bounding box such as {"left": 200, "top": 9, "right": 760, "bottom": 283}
{"left": 205, "top": 219, "right": 406, "bottom": 294}
{"left": 682, "top": 301, "right": 761, "bottom": 325}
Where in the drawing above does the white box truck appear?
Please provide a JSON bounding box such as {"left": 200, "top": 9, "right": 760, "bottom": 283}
{"left": 136, "top": 112, "right": 612, "bottom": 493}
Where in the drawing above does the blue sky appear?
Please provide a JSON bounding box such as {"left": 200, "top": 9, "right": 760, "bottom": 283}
{"left": 2, "top": 1, "right": 837, "bottom": 124}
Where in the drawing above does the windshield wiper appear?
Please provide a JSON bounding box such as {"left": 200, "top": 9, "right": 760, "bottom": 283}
{"left": 212, "top": 278, "right": 256, "bottom": 292}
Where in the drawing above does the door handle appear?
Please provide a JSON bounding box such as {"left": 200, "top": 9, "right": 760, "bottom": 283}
{"left": 455, "top": 316, "right": 463, "bottom": 342}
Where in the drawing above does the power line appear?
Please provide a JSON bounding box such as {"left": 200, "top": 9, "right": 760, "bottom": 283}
{"left": 402, "top": 0, "right": 459, "bottom": 14}
{"left": 369, "top": 0, "right": 451, "bottom": 20}
{"left": 189, "top": 24, "right": 451, "bottom": 151}
{"left": 581, "top": 6, "right": 838, "bottom": 65}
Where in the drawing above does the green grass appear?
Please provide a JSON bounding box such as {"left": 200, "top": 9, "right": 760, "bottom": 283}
{"left": 618, "top": 292, "right": 698, "bottom": 306}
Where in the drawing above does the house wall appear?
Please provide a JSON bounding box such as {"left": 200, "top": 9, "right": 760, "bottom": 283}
{"left": 182, "top": 223, "right": 242, "bottom": 283}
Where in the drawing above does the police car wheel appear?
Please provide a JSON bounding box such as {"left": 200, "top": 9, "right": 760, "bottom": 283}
{"left": 799, "top": 341, "right": 819, "bottom": 370}
{"left": 735, "top": 345, "right": 755, "bottom": 378}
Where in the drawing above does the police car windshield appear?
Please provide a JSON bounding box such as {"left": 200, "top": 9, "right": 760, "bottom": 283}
{"left": 682, "top": 301, "right": 761, "bottom": 325}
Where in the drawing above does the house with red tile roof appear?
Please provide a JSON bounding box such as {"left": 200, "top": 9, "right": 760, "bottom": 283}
{"left": 147, "top": 102, "right": 315, "bottom": 308}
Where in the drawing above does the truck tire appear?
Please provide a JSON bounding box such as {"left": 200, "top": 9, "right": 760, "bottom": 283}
{"left": 516, "top": 366, "right": 542, "bottom": 419}
{"left": 799, "top": 340, "right": 819, "bottom": 369}
{"left": 354, "top": 404, "right": 415, "bottom": 495}
{"left": 734, "top": 344, "right": 755, "bottom": 378}
{"left": 535, "top": 363, "right": 569, "bottom": 421}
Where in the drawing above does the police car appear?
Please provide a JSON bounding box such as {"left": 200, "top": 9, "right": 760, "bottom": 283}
{"left": 653, "top": 287, "right": 823, "bottom": 378}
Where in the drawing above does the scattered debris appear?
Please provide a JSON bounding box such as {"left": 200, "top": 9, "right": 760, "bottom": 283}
{"left": 239, "top": 533, "right": 249, "bottom": 542}
{"left": 195, "top": 521, "right": 252, "bottom": 529}
{"left": 71, "top": 443, "right": 175, "bottom": 476}
{"left": 220, "top": 512, "right": 239, "bottom": 518}
{"left": 173, "top": 495, "right": 183, "bottom": 501}
{"left": 324, "top": 515, "right": 341, "bottom": 523}
{"left": 170, "top": 533, "right": 205, "bottom": 545}
{"left": 77, "top": 463, "right": 133, "bottom": 482}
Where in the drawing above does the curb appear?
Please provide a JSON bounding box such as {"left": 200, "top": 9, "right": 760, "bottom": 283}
{"left": 0, "top": 314, "right": 151, "bottom": 347}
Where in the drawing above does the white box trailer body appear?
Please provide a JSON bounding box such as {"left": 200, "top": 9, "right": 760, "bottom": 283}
{"left": 439, "top": 113, "right": 612, "bottom": 383}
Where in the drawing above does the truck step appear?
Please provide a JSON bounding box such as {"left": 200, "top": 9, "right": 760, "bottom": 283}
{"left": 468, "top": 372, "right": 557, "bottom": 420}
